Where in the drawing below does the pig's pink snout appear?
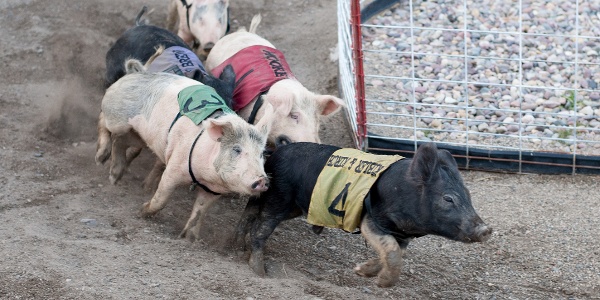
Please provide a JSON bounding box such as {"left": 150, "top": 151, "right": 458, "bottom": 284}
{"left": 251, "top": 177, "right": 269, "bottom": 192}
{"left": 475, "top": 224, "right": 493, "bottom": 242}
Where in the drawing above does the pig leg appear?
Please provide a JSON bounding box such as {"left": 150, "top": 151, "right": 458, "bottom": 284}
{"left": 125, "top": 147, "right": 143, "bottom": 166}
{"left": 108, "top": 133, "right": 132, "bottom": 184}
{"left": 95, "top": 112, "right": 112, "bottom": 165}
{"left": 230, "top": 196, "right": 261, "bottom": 253}
{"left": 108, "top": 132, "right": 144, "bottom": 185}
{"left": 356, "top": 217, "right": 404, "bottom": 288}
{"left": 179, "top": 191, "right": 221, "bottom": 241}
{"left": 166, "top": 0, "right": 178, "bottom": 32}
{"left": 123, "top": 131, "right": 144, "bottom": 167}
{"left": 248, "top": 217, "right": 283, "bottom": 277}
{"left": 140, "top": 163, "right": 181, "bottom": 217}
{"left": 142, "top": 160, "right": 165, "bottom": 192}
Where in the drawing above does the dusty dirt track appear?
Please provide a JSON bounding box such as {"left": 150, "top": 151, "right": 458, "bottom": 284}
{"left": 1, "top": 0, "right": 599, "bottom": 299}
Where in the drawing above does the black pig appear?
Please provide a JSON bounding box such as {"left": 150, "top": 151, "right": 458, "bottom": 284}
{"left": 233, "top": 142, "right": 492, "bottom": 287}
{"left": 104, "top": 7, "right": 235, "bottom": 108}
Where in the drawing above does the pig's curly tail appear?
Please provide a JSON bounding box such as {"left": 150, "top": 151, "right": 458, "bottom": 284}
{"left": 135, "top": 6, "right": 148, "bottom": 26}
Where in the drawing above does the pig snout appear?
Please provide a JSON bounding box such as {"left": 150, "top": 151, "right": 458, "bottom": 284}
{"left": 275, "top": 135, "right": 292, "bottom": 147}
{"left": 251, "top": 176, "right": 269, "bottom": 193}
{"left": 203, "top": 42, "right": 215, "bottom": 52}
{"left": 474, "top": 223, "right": 493, "bottom": 242}
{"left": 460, "top": 217, "right": 493, "bottom": 243}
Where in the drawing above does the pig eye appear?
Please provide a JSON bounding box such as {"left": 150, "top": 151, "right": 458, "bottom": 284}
{"left": 443, "top": 195, "right": 454, "bottom": 203}
{"left": 290, "top": 113, "right": 299, "bottom": 121}
{"left": 232, "top": 145, "right": 242, "bottom": 155}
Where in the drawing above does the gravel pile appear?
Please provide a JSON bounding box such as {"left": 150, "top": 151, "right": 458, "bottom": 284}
{"left": 361, "top": 0, "right": 600, "bottom": 155}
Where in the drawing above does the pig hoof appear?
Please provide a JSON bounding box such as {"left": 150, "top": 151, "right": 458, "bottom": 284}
{"left": 95, "top": 149, "right": 111, "bottom": 165}
{"left": 249, "top": 252, "right": 266, "bottom": 277}
{"left": 109, "top": 174, "right": 119, "bottom": 185}
{"left": 250, "top": 265, "right": 266, "bottom": 277}
{"left": 376, "top": 269, "right": 399, "bottom": 288}
{"left": 140, "top": 203, "right": 158, "bottom": 218}
{"left": 109, "top": 167, "right": 126, "bottom": 184}
{"left": 178, "top": 229, "right": 197, "bottom": 242}
{"left": 354, "top": 259, "right": 382, "bottom": 277}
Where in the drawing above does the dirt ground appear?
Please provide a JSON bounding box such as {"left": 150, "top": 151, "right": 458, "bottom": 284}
{"left": 1, "top": 0, "right": 599, "bottom": 299}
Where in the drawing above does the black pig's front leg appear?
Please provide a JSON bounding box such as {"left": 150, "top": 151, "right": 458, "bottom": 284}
{"left": 248, "top": 217, "right": 283, "bottom": 277}
{"left": 355, "top": 216, "right": 404, "bottom": 287}
{"left": 230, "top": 196, "right": 261, "bottom": 255}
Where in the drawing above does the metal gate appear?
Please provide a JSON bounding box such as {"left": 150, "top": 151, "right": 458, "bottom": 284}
{"left": 338, "top": 0, "right": 600, "bottom": 174}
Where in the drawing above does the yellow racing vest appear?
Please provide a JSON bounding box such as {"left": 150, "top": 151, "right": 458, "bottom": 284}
{"left": 307, "top": 149, "right": 403, "bottom": 232}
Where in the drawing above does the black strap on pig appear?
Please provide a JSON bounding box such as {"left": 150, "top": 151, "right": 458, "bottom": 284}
{"left": 188, "top": 129, "right": 221, "bottom": 195}
{"left": 168, "top": 117, "right": 220, "bottom": 195}
{"left": 247, "top": 92, "right": 266, "bottom": 124}
{"left": 180, "top": 0, "right": 193, "bottom": 31}
{"left": 180, "top": 0, "right": 201, "bottom": 50}
{"left": 169, "top": 112, "right": 183, "bottom": 132}
{"left": 226, "top": 8, "right": 231, "bottom": 33}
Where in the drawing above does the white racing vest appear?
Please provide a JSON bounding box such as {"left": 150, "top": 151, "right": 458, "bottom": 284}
{"left": 147, "top": 46, "right": 207, "bottom": 78}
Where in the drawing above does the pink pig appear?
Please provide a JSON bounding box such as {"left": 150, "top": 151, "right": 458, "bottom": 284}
{"left": 95, "top": 59, "right": 273, "bottom": 240}
{"left": 167, "top": 0, "right": 229, "bottom": 59}
{"left": 205, "top": 15, "right": 345, "bottom": 148}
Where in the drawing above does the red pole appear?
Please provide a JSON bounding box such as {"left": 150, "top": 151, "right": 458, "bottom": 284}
{"left": 350, "top": 0, "right": 367, "bottom": 150}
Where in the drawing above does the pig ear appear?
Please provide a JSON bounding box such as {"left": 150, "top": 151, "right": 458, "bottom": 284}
{"left": 316, "top": 95, "right": 344, "bottom": 116}
{"left": 192, "top": 70, "right": 204, "bottom": 82}
{"left": 265, "top": 91, "right": 293, "bottom": 116}
{"left": 205, "top": 118, "right": 233, "bottom": 142}
{"left": 255, "top": 102, "right": 275, "bottom": 136}
{"left": 438, "top": 149, "right": 458, "bottom": 169}
{"left": 125, "top": 59, "right": 146, "bottom": 74}
{"left": 410, "top": 143, "right": 439, "bottom": 183}
{"left": 144, "top": 45, "right": 165, "bottom": 69}
{"left": 220, "top": 64, "right": 237, "bottom": 88}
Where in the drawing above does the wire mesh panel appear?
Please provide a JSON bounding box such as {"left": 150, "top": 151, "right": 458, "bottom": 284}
{"left": 338, "top": 0, "right": 600, "bottom": 174}
{"left": 338, "top": 0, "right": 369, "bottom": 149}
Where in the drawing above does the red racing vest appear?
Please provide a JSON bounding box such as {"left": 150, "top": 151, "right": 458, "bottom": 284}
{"left": 210, "top": 45, "right": 295, "bottom": 111}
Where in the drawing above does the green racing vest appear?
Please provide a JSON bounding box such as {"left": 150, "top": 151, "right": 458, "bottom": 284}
{"left": 176, "top": 85, "right": 234, "bottom": 125}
